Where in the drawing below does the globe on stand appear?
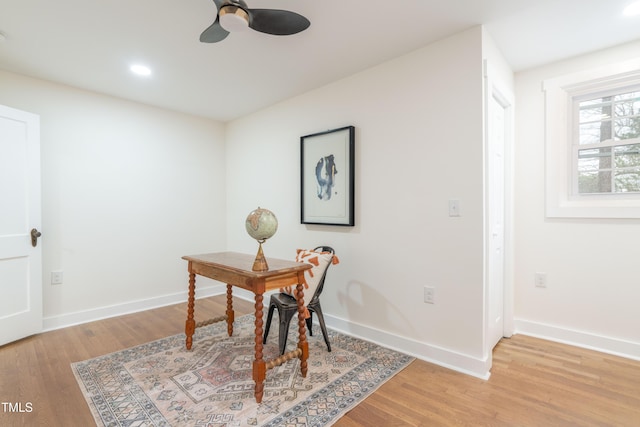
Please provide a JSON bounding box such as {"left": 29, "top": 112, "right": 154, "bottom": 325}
{"left": 245, "top": 207, "right": 278, "bottom": 271}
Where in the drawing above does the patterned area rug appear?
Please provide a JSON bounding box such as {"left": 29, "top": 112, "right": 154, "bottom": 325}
{"left": 71, "top": 313, "right": 413, "bottom": 426}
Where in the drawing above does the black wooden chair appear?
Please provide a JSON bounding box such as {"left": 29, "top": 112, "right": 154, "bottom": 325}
{"left": 263, "top": 246, "right": 335, "bottom": 354}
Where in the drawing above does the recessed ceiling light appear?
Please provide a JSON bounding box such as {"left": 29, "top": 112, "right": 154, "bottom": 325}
{"left": 130, "top": 64, "right": 152, "bottom": 77}
{"left": 623, "top": 1, "right": 640, "bottom": 16}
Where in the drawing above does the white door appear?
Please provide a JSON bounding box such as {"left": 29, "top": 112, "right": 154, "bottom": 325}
{"left": 0, "top": 104, "right": 42, "bottom": 346}
{"left": 485, "top": 63, "right": 513, "bottom": 357}
{"left": 487, "top": 90, "right": 507, "bottom": 350}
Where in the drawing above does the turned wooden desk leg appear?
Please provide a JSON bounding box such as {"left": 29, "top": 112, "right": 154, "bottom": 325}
{"left": 185, "top": 270, "right": 196, "bottom": 350}
{"left": 226, "top": 284, "right": 234, "bottom": 337}
{"left": 253, "top": 292, "right": 266, "bottom": 403}
{"left": 296, "top": 283, "right": 309, "bottom": 378}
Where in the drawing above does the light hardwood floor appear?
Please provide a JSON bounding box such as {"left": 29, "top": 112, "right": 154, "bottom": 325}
{"left": 1, "top": 295, "right": 638, "bottom": 426}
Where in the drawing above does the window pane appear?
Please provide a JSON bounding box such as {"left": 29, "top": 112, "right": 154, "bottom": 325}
{"left": 613, "top": 91, "right": 640, "bottom": 117}
{"left": 614, "top": 144, "right": 640, "bottom": 168}
{"left": 613, "top": 116, "right": 640, "bottom": 140}
{"left": 579, "top": 121, "right": 612, "bottom": 144}
{"left": 614, "top": 169, "right": 640, "bottom": 192}
{"left": 580, "top": 97, "right": 612, "bottom": 108}
{"left": 578, "top": 170, "right": 612, "bottom": 193}
{"left": 580, "top": 98, "right": 603, "bottom": 107}
{"left": 579, "top": 105, "right": 611, "bottom": 123}
{"left": 578, "top": 156, "right": 600, "bottom": 172}
{"left": 578, "top": 147, "right": 611, "bottom": 171}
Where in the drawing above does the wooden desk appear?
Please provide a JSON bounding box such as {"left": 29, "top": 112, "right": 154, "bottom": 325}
{"left": 182, "top": 252, "right": 312, "bottom": 403}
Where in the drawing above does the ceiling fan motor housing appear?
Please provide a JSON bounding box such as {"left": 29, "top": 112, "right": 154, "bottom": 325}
{"left": 219, "top": 4, "right": 250, "bottom": 32}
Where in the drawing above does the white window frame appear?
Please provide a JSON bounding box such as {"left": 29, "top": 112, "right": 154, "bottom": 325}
{"left": 572, "top": 87, "right": 640, "bottom": 197}
{"left": 543, "top": 58, "right": 640, "bottom": 218}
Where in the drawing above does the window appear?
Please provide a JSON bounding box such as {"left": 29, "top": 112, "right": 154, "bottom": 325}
{"left": 574, "top": 88, "right": 640, "bottom": 195}
{"left": 543, "top": 58, "right": 640, "bottom": 218}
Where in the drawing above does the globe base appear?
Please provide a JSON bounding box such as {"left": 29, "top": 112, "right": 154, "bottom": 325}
{"left": 252, "top": 241, "right": 269, "bottom": 272}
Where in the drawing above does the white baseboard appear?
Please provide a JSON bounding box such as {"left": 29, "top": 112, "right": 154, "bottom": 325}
{"left": 44, "top": 289, "right": 640, "bottom": 377}
{"left": 514, "top": 319, "right": 640, "bottom": 361}
{"left": 43, "top": 287, "right": 492, "bottom": 379}
{"left": 42, "top": 284, "right": 226, "bottom": 332}
{"left": 207, "top": 290, "right": 493, "bottom": 379}
{"left": 323, "top": 313, "right": 491, "bottom": 379}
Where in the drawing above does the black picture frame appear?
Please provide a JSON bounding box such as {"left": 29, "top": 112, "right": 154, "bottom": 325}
{"left": 301, "top": 126, "right": 355, "bottom": 226}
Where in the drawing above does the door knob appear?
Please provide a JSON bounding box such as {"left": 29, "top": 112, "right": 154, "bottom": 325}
{"left": 30, "top": 228, "right": 42, "bottom": 247}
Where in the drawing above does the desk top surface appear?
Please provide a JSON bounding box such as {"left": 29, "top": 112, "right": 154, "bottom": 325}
{"left": 182, "top": 251, "right": 311, "bottom": 277}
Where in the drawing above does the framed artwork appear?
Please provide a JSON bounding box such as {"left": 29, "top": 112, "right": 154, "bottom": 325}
{"left": 300, "top": 126, "right": 355, "bottom": 226}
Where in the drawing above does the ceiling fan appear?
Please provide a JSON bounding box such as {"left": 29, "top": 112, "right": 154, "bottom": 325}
{"left": 200, "top": 0, "right": 310, "bottom": 43}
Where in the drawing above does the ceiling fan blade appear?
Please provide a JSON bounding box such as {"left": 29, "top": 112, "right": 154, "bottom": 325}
{"left": 248, "top": 9, "right": 310, "bottom": 36}
{"left": 200, "top": 18, "right": 230, "bottom": 43}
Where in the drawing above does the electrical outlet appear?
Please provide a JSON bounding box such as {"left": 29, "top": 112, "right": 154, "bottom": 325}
{"left": 51, "top": 271, "right": 63, "bottom": 285}
{"left": 424, "top": 286, "right": 435, "bottom": 304}
{"left": 534, "top": 272, "right": 547, "bottom": 288}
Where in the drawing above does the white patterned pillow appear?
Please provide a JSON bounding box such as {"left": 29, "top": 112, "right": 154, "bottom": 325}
{"left": 280, "top": 249, "right": 333, "bottom": 304}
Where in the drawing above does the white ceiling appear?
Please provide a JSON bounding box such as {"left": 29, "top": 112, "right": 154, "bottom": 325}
{"left": 1, "top": 0, "right": 640, "bottom": 122}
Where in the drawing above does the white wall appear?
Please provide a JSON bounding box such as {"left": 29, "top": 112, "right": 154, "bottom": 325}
{"left": 11, "top": 23, "right": 635, "bottom": 377}
{"left": 225, "top": 27, "right": 492, "bottom": 376}
{"left": 0, "top": 70, "right": 227, "bottom": 328}
{"left": 514, "top": 41, "right": 640, "bottom": 358}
